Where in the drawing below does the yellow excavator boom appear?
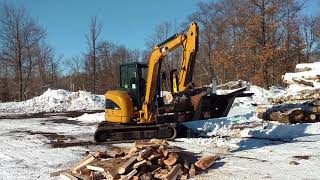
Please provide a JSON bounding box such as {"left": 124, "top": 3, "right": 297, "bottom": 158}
{"left": 140, "top": 22, "right": 199, "bottom": 123}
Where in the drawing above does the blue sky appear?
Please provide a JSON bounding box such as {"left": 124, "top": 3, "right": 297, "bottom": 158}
{"left": 1, "top": 0, "right": 208, "bottom": 58}
{"left": 0, "top": 0, "right": 319, "bottom": 59}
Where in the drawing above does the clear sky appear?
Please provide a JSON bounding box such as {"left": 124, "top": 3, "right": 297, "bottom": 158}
{"left": 0, "top": 0, "right": 319, "bottom": 59}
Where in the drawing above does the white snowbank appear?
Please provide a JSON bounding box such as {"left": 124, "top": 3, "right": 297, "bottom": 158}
{"left": 232, "top": 85, "right": 273, "bottom": 107}
{"left": 68, "top": 112, "right": 104, "bottom": 123}
{"left": 241, "top": 122, "right": 320, "bottom": 140}
{"left": 184, "top": 113, "right": 320, "bottom": 141}
{"left": 0, "top": 89, "right": 105, "bottom": 114}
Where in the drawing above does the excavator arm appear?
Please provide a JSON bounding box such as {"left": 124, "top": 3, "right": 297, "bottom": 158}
{"left": 140, "top": 22, "right": 199, "bottom": 123}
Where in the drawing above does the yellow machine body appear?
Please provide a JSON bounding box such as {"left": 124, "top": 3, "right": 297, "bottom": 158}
{"left": 104, "top": 22, "right": 199, "bottom": 125}
{"left": 104, "top": 90, "right": 135, "bottom": 123}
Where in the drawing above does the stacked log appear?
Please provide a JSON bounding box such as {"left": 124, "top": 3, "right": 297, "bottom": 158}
{"left": 258, "top": 101, "right": 320, "bottom": 123}
{"left": 50, "top": 139, "right": 219, "bottom": 180}
{"left": 258, "top": 62, "right": 320, "bottom": 123}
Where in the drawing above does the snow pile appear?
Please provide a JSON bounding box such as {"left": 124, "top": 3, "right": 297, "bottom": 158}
{"left": 184, "top": 114, "right": 320, "bottom": 141}
{"left": 0, "top": 89, "right": 105, "bottom": 114}
{"left": 231, "top": 85, "right": 273, "bottom": 108}
{"left": 68, "top": 112, "right": 104, "bottom": 123}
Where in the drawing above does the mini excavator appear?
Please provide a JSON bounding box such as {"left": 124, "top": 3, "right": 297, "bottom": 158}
{"left": 94, "top": 22, "right": 252, "bottom": 142}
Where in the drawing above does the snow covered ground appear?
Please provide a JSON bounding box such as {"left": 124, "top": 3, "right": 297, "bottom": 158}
{"left": 0, "top": 86, "right": 320, "bottom": 179}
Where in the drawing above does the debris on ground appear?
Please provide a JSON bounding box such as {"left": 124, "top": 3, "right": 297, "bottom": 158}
{"left": 50, "top": 139, "right": 219, "bottom": 180}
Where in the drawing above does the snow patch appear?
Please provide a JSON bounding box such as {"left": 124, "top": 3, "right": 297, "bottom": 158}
{"left": 68, "top": 112, "right": 105, "bottom": 123}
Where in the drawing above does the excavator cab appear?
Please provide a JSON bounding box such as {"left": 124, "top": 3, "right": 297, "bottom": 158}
{"left": 119, "top": 62, "right": 148, "bottom": 109}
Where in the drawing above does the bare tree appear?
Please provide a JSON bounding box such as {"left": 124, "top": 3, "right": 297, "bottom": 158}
{"left": 0, "top": 3, "right": 46, "bottom": 100}
{"left": 85, "top": 16, "right": 102, "bottom": 94}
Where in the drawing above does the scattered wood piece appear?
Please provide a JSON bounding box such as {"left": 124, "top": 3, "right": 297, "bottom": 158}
{"left": 195, "top": 155, "right": 219, "bottom": 171}
{"left": 120, "top": 169, "right": 138, "bottom": 180}
{"left": 133, "top": 160, "right": 147, "bottom": 169}
{"left": 49, "top": 169, "right": 70, "bottom": 177}
{"left": 118, "top": 156, "right": 138, "bottom": 174}
{"left": 140, "top": 173, "right": 152, "bottom": 180}
{"left": 289, "top": 161, "right": 300, "bottom": 165}
{"left": 164, "top": 164, "right": 182, "bottom": 180}
{"left": 95, "top": 151, "right": 113, "bottom": 159}
{"left": 189, "top": 164, "right": 196, "bottom": 177}
{"left": 163, "top": 152, "right": 179, "bottom": 166}
{"left": 71, "top": 154, "right": 96, "bottom": 173}
{"left": 137, "top": 147, "right": 154, "bottom": 161}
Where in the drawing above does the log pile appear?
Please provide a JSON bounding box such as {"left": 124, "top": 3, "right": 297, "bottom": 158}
{"left": 50, "top": 139, "right": 219, "bottom": 180}
{"left": 271, "top": 62, "right": 320, "bottom": 104}
{"left": 259, "top": 62, "right": 320, "bottom": 123}
{"left": 258, "top": 99, "right": 320, "bottom": 123}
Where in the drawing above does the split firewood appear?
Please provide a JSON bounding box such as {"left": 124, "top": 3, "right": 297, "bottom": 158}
{"left": 195, "top": 155, "right": 219, "bottom": 171}
{"left": 123, "top": 152, "right": 139, "bottom": 160}
{"left": 163, "top": 152, "right": 179, "bottom": 166}
{"left": 59, "top": 172, "right": 78, "bottom": 180}
{"left": 49, "top": 169, "right": 70, "bottom": 177}
{"left": 133, "top": 159, "right": 147, "bottom": 169}
{"left": 140, "top": 173, "right": 152, "bottom": 180}
{"left": 86, "top": 165, "right": 118, "bottom": 180}
{"left": 94, "top": 151, "right": 113, "bottom": 159}
{"left": 161, "top": 149, "right": 169, "bottom": 157}
{"left": 119, "top": 169, "right": 138, "bottom": 180}
{"left": 180, "top": 174, "right": 188, "bottom": 180}
{"left": 89, "top": 171, "right": 96, "bottom": 180}
{"left": 128, "top": 147, "right": 138, "bottom": 155}
{"left": 137, "top": 147, "right": 154, "bottom": 161}
{"left": 79, "top": 167, "right": 90, "bottom": 175}
{"left": 150, "top": 139, "right": 168, "bottom": 145}
{"left": 71, "top": 154, "right": 96, "bottom": 173}
{"left": 118, "top": 156, "right": 138, "bottom": 174}
{"left": 189, "top": 164, "right": 196, "bottom": 177}
{"left": 164, "top": 164, "right": 182, "bottom": 180}
{"left": 135, "top": 139, "right": 167, "bottom": 149}
{"left": 148, "top": 152, "right": 162, "bottom": 161}
{"left": 154, "top": 168, "right": 170, "bottom": 179}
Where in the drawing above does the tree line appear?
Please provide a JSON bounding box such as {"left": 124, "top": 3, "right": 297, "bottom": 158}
{"left": 1, "top": 0, "right": 320, "bottom": 102}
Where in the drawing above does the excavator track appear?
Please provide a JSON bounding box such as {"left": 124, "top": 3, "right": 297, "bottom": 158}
{"left": 94, "top": 122, "right": 178, "bottom": 143}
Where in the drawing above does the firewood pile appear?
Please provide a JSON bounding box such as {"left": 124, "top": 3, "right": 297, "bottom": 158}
{"left": 259, "top": 62, "right": 320, "bottom": 123}
{"left": 50, "top": 139, "right": 219, "bottom": 180}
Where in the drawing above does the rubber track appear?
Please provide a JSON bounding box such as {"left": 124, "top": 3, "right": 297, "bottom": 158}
{"left": 94, "top": 122, "right": 177, "bottom": 143}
